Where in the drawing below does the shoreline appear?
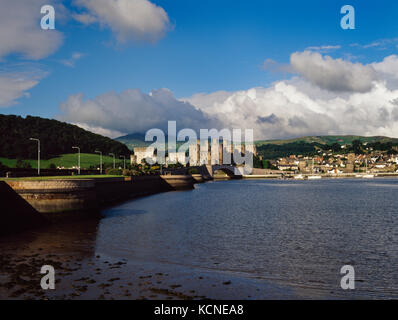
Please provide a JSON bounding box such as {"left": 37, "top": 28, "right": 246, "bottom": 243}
{"left": 0, "top": 215, "right": 391, "bottom": 300}
{"left": 0, "top": 223, "right": 343, "bottom": 300}
{"left": 1, "top": 178, "right": 398, "bottom": 300}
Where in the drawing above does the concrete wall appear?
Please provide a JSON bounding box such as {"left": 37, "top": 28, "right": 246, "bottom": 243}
{"left": 5, "top": 180, "right": 98, "bottom": 216}
{"left": 3, "top": 176, "right": 196, "bottom": 227}
{"left": 95, "top": 176, "right": 195, "bottom": 207}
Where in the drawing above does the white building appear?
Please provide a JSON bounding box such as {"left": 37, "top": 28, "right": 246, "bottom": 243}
{"left": 133, "top": 147, "right": 157, "bottom": 165}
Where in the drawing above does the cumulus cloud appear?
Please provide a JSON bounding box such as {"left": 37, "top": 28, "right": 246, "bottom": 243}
{"left": 58, "top": 88, "right": 220, "bottom": 138}
{"left": 290, "top": 51, "right": 376, "bottom": 93}
{"left": 0, "top": 0, "right": 63, "bottom": 60}
{"left": 72, "top": 0, "right": 170, "bottom": 43}
{"left": 70, "top": 123, "right": 125, "bottom": 139}
{"left": 372, "top": 55, "right": 398, "bottom": 78}
{"left": 57, "top": 51, "right": 398, "bottom": 140}
{"left": 186, "top": 78, "right": 398, "bottom": 140}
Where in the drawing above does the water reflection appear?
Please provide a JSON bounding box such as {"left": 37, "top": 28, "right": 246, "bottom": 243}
{"left": 96, "top": 179, "right": 398, "bottom": 298}
{"left": 0, "top": 218, "right": 100, "bottom": 261}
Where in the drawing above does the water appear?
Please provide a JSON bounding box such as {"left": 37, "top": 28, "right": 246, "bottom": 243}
{"left": 97, "top": 178, "right": 398, "bottom": 298}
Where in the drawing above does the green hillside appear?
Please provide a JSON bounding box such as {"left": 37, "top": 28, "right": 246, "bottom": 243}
{"left": 0, "top": 114, "right": 131, "bottom": 160}
{"left": 0, "top": 153, "right": 124, "bottom": 170}
{"left": 255, "top": 135, "right": 398, "bottom": 146}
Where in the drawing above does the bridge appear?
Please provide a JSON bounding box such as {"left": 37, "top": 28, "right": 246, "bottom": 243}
{"left": 199, "top": 165, "right": 245, "bottom": 179}
{"left": 163, "top": 164, "right": 249, "bottom": 179}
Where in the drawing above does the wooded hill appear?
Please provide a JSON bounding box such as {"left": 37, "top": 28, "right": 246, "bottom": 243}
{"left": 0, "top": 115, "right": 131, "bottom": 160}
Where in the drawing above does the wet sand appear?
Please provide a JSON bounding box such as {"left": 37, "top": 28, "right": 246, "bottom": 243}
{"left": 0, "top": 219, "right": 324, "bottom": 300}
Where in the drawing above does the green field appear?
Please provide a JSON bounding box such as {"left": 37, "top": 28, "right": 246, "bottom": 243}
{"left": 0, "top": 153, "right": 125, "bottom": 169}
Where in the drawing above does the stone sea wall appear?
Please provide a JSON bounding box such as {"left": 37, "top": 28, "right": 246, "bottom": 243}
{"left": 1, "top": 175, "right": 197, "bottom": 235}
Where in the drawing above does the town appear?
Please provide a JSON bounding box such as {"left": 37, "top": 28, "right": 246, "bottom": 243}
{"left": 130, "top": 139, "right": 398, "bottom": 178}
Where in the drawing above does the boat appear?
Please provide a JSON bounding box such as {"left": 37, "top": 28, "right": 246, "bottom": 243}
{"left": 294, "top": 174, "right": 305, "bottom": 180}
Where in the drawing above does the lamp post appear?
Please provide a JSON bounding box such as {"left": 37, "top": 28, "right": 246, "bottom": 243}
{"left": 29, "top": 138, "right": 40, "bottom": 176}
{"left": 95, "top": 150, "right": 103, "bottom": 174}
{"left": 120, "top": 155, "right": 126, "bottom": 170}
{"left": 72, "top": 146, "right": 80, "bottom": 175}
{"left": 109, "top": 153, "right": 115, "bottom": 169}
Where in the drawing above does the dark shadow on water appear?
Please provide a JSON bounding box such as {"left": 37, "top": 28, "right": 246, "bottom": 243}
{"left": 0, "top": 217, "right": 100, "bottom": 261}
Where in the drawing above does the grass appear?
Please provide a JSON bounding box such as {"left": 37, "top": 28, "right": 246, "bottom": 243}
{"left": 0, "top": 153, "right": 125, "bottom": 169}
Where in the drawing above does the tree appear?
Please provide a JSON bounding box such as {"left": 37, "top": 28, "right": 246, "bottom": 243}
{"left": 352, "top": 140, "right": 362, "bottom": 154}
{"left": 331, "top": 143, "right": 341, "bottom": 152}
{"left": 0, "top": 114, "right": 130, "bottom": 160}
{"left": 48, "top": 163, "right": 56, "bottom": 169}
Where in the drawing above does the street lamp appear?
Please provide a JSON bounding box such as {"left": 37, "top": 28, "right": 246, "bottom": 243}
{"left": 29, "top": 138, "right": 40, "bottom": 176}
{"left": 120, "top": 155, "right": 126, "bottom": 170}
{"left": 72, "top": 146, "right": 80, "bottom": 175}
{"left": 109, "top": 153, "right": 115, "bottom": 169}
{"left": 95, "top": 150, "right": 103, "bottom": 174}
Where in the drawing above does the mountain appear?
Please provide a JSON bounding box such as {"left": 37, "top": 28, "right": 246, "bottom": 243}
{"left": 116, "top": 133, "right": 185, "bottom": 150}
{"left": 115, "top": 133, "right": 150, "bottom": 150}
{"left": 0, "top": 114, "right": 131, "bottom": 160}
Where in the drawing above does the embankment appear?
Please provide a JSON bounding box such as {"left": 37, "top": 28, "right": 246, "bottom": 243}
{"left": 1, "top": 175, "right": 196, "bottom": 236}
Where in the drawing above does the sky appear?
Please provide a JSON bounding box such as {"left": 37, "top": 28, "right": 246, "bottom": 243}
{"left": 1, "top": 0, "right": 398, "bottom": 139}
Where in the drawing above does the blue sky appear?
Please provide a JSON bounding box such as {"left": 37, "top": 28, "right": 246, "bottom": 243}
{"left": 1, "top": 0, "right": 398, "bottom": 139}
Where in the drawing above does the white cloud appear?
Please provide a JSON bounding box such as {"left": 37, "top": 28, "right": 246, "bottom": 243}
{"left": 186, "top": 80, "right": 398, "bottom": 140}
{"left": 372, "top": 55, "right": 398, "bottom": 77}
{"left": 262, "top": 58, "right": 292, "bottom": 73}
{"left": 305, "top": 45, "right": 341, "bottom": 52}
{"left": 72, "top": 0, "right": 170, "bottom": 43}
{"left": 0, "top": 71, "right": 44, "bottom": 107}
{"left": 59, "top": 52, "right": 85, "bottom": 67}
{"left": 70, "top": 122, "right": 125, "bottom": 139}
{"left": 57, "top": 51, "right": 398, "bottom": 140}
{"left": 58, "top": 88, "right": 219, "bottom": 137}
{"left": 0, "top": 0, "right": 63, "bottom": 60}
{"left": 290, "top": 51, "right": 376, "bottom": 93}
{"left": 352, "top": 38, "right": 398, "bottom": 50}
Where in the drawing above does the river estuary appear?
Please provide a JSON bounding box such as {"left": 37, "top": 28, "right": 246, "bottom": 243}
{"left": 1, "top": 178, "right": 397, "bottom": 299}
